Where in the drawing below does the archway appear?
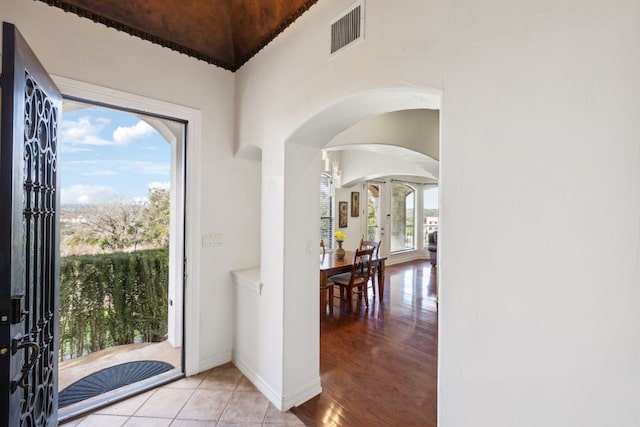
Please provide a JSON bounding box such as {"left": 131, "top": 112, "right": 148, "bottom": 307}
{"left": 277, "top": 86, "right": 442, "bottom": 411}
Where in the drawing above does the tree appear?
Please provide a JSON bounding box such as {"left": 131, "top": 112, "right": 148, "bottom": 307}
{"left": 141, "top": 187, "right": 170, "bottom": 248}
{"left": 77, "top": 197, "right": 144, "bottom": 251}
{"left": 61, "top": 188, "right": 170, "bottom": 255}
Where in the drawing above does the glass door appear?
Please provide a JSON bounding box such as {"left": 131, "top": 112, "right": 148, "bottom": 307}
{"left": 366, "top": 183, "right": 381, "bottom": 242}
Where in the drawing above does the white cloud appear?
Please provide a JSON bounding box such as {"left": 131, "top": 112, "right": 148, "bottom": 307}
{"left": 114, "top": 160, "right": 169, "bottom": 175}
{"left": 64, "top": 159, "right": 169, "bottom": 176}
{"left": 60, "top": 116, "right": 112, "bottom": 146}
{"left": 61, "top": 117, "right": 155, "bottom": 148}
{"left": 82, "top": 169, "right": 119, "bottom": 176}
{"left": 59, "top": 146, "right": 93, "bottom": 154}
{"left": 61, "top": 185, "right": 119, "bottom": 205}
{"left": 148, "top": 181, "right": 170, "bottom": 191}
{"left": 113, "top": 121, "right": 154, "bottom": 145}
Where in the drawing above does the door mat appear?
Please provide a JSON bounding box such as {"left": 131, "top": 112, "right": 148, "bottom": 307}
{"left": 59, "top": 360, "right": 174, "bottom": 408}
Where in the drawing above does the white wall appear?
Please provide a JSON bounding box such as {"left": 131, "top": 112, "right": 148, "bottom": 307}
{"left": 283, "top": 143, "right": 323, "bottom": 407}
{"left": 1, "top": 0, "right": 262, "bottom": 375}
{"left": 236, "top": 0, "right": 640, "bottom": 424}
{"left": 328, "top": 109, "right": 440, "bottom": 160}
{"left": 334, "top": 185, "right": 364, "bottom": 250}
{"left": 338, "top": 149, "right": 438, "bottom": 185}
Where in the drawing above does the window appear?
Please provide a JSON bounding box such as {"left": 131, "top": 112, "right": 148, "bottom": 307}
{"left": 390, "top": 183, "right": 415, "bottom": 252}
{"left": 320, "top": 173, "right": 334, "bottom": 250}
{"left": 423, "top": 186, "right": 439, "bottom": 246}
{"left": 367, "top": 184, "right": 380, "bottom": 241}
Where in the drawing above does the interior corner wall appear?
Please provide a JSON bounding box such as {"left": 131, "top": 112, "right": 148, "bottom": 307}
{"left": 283, "top": 142, "right": 322, "bottom": 408}
{"left": 254, "top": 141, "right": 286, "bottom": 405}
{"left": 0, "top": 0, "right": 262, "bottom": 375}
{"left": 235, "top": 0, "right": 640, "bottom": 425}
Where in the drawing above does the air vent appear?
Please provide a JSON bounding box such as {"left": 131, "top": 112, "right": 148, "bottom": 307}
{"left": 330, "top": 2, "right": 364, "bottom": 54}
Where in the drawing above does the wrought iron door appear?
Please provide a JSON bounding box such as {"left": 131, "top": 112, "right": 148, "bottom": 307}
{"left": 0, "top": 22, "right": 62, "bottom": 426}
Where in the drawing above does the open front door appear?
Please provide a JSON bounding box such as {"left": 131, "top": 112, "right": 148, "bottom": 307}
{"left": 0, "top": 22, "right": 62, "bottom": 426}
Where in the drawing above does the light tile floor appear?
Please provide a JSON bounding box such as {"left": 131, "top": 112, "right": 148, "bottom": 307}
{"left": 61, "top": 363, "right": 305, "bottom": 427}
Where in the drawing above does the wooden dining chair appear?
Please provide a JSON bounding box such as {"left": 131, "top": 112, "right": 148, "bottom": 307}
{"left": 319, "top": 240, "right": 333, "bottom": 315}
{"left": 329, "top": 248, "right": 374, "bottom": 312}
{"left": 359, "top": 239, "right": 380, "bottom": 297}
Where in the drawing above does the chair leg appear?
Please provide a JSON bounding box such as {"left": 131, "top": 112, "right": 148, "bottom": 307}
{"left": 347, "top": 287, "right": 353, "bottom": 312}
{"left": 320, "top": 287, "right": 327, "bottom": 316}
{"left": 328, "top": 285, "right": 334, "bottom": 315}
{"left": 362, "top": 282, "right": 369, "bottom": 308}
{"left": 371, "top": 271, "right": 377, "bottom": 296}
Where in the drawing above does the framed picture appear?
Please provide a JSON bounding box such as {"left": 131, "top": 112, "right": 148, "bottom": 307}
{"left": 339, "top": 201, "right": 348, "bottom": 228}
{"left": 351, "top": 191, "right": 360, "bottom": 217}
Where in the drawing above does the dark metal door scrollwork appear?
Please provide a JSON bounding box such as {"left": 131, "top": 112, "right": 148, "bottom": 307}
{"left": 12, "top": 338, "right": 40, "bottom": 392}
{"left": 0, "top": 22, "right": 62, "bottom": 427}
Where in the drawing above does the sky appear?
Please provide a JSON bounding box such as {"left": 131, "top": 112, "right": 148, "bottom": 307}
{"left": 424, "top": 187, "right": 439, "bottom": 210}
{"left": 59, "top": 108, "right": 171, "bottom": 205}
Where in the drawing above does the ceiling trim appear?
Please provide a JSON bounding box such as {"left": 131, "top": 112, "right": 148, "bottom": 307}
{"left": 40, "top": 0, "right": 235, "bottom": 70}
{"left": 236, "top": 0, "right": 319, "bottom": 69}
{"left": 39, "top": 0, "right": 319, "bottom": 72}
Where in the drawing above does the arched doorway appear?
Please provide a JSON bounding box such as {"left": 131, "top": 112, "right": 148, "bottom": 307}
{"left": 275, "top": 87, "right": 442, "bottom": 412}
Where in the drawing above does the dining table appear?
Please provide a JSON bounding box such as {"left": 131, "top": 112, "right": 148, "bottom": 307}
{"left": 319, "top": 250, "right": 387, "bottom": 302}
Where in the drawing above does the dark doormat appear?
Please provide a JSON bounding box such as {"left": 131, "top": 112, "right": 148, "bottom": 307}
{"left": 59, "top": 360, "right": 174, "bottom": 408}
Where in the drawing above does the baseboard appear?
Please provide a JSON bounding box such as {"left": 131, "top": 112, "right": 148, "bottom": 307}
{"left": 232, "top": 354, "right": 322, "bottom": 411}
{"left": 387, "top": 249, "right": 429, "bottom": 266}
{"left": 232, "top": 355, "right": 283, "bottom": 409}
{"left": 282, "top": 379, "right": 322, "bottom": 410}
{"left": 198, "top": 351, "right": 232, "bottom": 373}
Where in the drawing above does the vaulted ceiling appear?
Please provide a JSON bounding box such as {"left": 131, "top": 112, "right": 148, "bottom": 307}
{"left": 40, "top": 0, "right": 319, "bottom": 71}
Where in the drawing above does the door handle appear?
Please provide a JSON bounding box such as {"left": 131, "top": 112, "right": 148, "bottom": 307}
{"left": 11, "top": 294, "right": 28, "bottom": 324}
{"left": 12, "top": 338, "right": 40, "bottom": 391}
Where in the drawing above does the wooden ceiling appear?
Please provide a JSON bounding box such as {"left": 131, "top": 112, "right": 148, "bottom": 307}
{"left": 40, "top": 0, "right": 319, "bottom": 71}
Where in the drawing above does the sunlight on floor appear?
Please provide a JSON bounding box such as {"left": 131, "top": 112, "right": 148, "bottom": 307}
{"left": 59, "top": 341, "right": 181, "bottom": 391}
{"left": 60, "top": 363, "right": 305, "bottom": 426}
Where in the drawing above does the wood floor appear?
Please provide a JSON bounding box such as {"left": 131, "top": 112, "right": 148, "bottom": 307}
{"left": 292, "top": 260, "right": 438, "bottom": 427}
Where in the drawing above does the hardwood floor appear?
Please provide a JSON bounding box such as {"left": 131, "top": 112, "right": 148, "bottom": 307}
{"left": 292, "top": 260, "right": 438, "bottom": 427}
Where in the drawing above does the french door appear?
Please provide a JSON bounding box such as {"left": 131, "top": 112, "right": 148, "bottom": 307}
{"left": 0, "top": 22, "right": 62, "bottom": 426}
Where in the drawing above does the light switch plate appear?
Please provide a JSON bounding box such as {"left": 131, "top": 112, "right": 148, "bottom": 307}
{"left": 202, "top": 233, "right": 223, "bottom": 247}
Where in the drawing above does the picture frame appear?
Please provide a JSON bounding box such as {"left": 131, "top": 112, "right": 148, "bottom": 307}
{"left": 339, "top": 201, "right": 348, "bottom": 228}
{"left": 351, "top": 191, "right": 360, "bottom": 217}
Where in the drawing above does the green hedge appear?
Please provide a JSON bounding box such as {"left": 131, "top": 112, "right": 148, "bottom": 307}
{"left": 59, "top": 249, "right": 169, "bottom": 360}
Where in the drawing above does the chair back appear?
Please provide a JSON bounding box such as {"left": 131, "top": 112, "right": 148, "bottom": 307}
{"left": 360, "top": 239, "right": 380, "bottom": 258}
{"left": 351, "top": 248, "right": 374, "bottom": 284}
{"left": 320, "top": 239, "right": 326, "bottom": 257}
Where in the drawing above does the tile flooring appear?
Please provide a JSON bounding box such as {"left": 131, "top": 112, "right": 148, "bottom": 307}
{"left": 61, "top": 363, "right": 305, "bottom": 427}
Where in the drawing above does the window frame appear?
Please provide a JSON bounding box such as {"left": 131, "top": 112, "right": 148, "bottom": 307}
{"left": 390, "top": 182, "right": 416, "bottom": 253}
{"left": 320, "top": 173, "right": 334, "bottom": 250}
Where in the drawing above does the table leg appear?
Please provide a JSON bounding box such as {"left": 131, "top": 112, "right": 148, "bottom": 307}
{"left": 320, "top": 271, "right": 331, "bottom": 316}
{"left": 377, "top": 260, "right": 385, "bottom": 301}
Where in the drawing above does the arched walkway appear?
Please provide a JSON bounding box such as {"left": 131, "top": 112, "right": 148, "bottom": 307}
{"left": 274, "top": 86, "right": 442, "bottom": 410}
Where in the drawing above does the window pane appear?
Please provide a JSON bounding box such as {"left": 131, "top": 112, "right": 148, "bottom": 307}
{"left": 423, "top": 187, "right": 439, "bottom": 246}
{"left": 390, "top": 183, "right": 415, "bottom": 252}
{"left": 320, "top": 174, "right": 333, "bottom": 250}
{"left": 367, "top": 184, "right": 380, "bottom": 241}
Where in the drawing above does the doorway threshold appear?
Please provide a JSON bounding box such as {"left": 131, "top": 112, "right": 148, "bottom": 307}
{"left": 58, "top": 340, "right": 183, "bottom": 424}
{"left": 58, "top": 368, "right": 183, "bottom": 424}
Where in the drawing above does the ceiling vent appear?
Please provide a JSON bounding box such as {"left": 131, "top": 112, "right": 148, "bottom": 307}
{"left": 330, "top": 1, "right": 364, "bottom": 54}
